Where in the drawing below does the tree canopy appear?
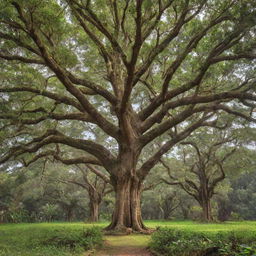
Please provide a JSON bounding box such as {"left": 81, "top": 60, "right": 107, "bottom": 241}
{"left": 0, "top": 0, "right": 256, "bottom": 232}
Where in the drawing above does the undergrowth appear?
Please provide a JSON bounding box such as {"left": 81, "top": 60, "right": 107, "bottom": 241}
{"left": 0, "top": 225, "right": 103, "bottom": 256}
{"left": 149, "top": 228, "right": 256, "bottom": 256}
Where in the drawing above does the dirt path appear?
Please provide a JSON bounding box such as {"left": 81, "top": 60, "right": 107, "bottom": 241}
{"left": 86, "top": 235, "right": 153, "bottom": 256}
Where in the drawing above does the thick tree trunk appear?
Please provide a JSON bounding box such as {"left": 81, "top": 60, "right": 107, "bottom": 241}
{"left": 199, "top": 184, "right": 213, "bottom": 221}
{"left": 105, "top": 176, "right": 148, "bottom": 233}
{"left": 181, "top": 205, "right": 191, "bottom": 220}
{"left": 201, "top": 200, "right": 212, "bottom": 221}
{"left": 66, "top": 208, "right": 74, "bottom": 222}
{"left": 88, "top": 200, "right": 99, "bottom": 222}
{"left": 163, "top": 210, "right": 171, "bottom": 220}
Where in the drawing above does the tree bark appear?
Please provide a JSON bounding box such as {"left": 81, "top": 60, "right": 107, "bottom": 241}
{"left": 88, "top": 200, "right": 99, "bottom": 222}
{"left": 66, "top": 208, "right": 74, "bottom": 222}
{"left": 201, "top": 200, "right": 212, "bottom": 222}
{"left": 87, "top": 187, "right": 102, "bottom": 222}
{"left": 105, "top": 176, "right": 148, "bottom": 232}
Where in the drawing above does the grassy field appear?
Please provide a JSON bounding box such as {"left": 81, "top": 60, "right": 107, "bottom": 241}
{"left": 1, "top": 221, "right": 256, "bottom": 256}
{"left": 0, "top": 222, "right": 104, "bottom": 256}
{"left": 145, "top": 220, "right": 256, "bottom": 233}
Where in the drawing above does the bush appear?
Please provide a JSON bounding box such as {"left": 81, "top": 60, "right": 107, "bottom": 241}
{"left": 0, "top": 224, "right": 104, "bottom": 256}
{"left": 149, "top": 228, "right": 256, "bottom": 256}
{"left": 40, "top": 204, "right": 59, "bottom": 222}
{"left": 42, "top": 227, "right": 103, "bottom": 252}
{"left": 220, "top": 244, "right": 256, "bottom": 256}
{"left": 7, "top": 209, "right": 30, "bottom": 223}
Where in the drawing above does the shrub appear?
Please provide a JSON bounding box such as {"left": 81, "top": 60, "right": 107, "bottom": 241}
{"left": 42, "top": 227, "right": 103, "bottom": 252}
{"left": 220, "top": 244, "right": 256, "bottom": 256}
{"left": 40, "top": 204, "right": 59, "bottom": 222}
{"left": 149, "top": 228, "right": 256, "bottom": 256}
{"left": 7, "top": 209, "right": 30, "bottom": 223}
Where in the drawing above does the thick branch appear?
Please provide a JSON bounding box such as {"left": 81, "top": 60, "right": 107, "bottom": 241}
{"left": 120, "top": 0, "right": 143, "bottom": 113}
{"left": 54, "top": 155, "right": 102, "bottom": 166}
{"left": 140, "top": 106, "right": 196, "bottom": 146}
{"left": 139, "top": 115, "right": 211, "bottom": 179}
{"left": 0, "top": 86, "right": 83, "bottom": 111}
{"left": 86, "top": 164, "right": 110, "bottom": 184}
{"left": 133, "top": 2, "right": 191, "bottom": 84}
{"left": 141, "top": 88, "right": 256, "bottom": 132}
{"left": 0, "top": 112, "right": 93, "bottom": 125}
{"left": 161, "top": 15, "right": 230, "bottom": 96}
{"left": 0, "top": 129, "right": 116, "bottom": 168}
{"left": 0, "top": 53, "right": 45, "bottom": 64}
{"left": 67, "top": 0, "right": 128, "bottom": 66}
{"left": 139, "top": 22, "right": 251, "bottom": 121}
{"left": 11, "top": 1, "right": 119, "bottom": 140}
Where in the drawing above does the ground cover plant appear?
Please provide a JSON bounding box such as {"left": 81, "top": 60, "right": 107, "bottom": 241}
{"left": 1, "top": 221, "right": 256, "bottom": 255}
{"left": 0, "top": 223, "right": 103, "bottom": 256}
{"left": 150, "top": 227, "right": 256, "bottom": 256}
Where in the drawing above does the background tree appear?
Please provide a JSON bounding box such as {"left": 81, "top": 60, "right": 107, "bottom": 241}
{"left": 229, "top": 170, "right": 256, "bottom": 220}
{"left": 1, "top": 0, "right": 256, "bottom": 231}
{"left": 0, "top": 143, "right": 256, "bottom": 223}
{"left": 54, "top": 165, "right": 112, "bottom": 222}
{"left": 142, "top": 184, "right": 180, "bottom": 220}
{"left": 162, "top": 131, "right": 236, "bottom": 221}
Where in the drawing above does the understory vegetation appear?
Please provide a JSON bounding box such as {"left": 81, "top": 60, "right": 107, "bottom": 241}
{"left": 150, "top": 228, "right": 256, "bottom": 256}
{"left": 1, "top": 221, "right": 256, "bottom": 256}
{"left": 0, "top": 224, "right": 103, "bottom": 256}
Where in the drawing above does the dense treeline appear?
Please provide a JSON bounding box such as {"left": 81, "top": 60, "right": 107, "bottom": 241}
{"left": 1, "top": 136, "right": 255, "bottom": 223}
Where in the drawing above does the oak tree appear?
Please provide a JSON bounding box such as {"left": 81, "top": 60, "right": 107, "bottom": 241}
{"left": 55, "top": 164, "right": 112, "bottom": 222}
{"left": 161, "top": 133, "right": 236, "bottom": 221}
{"left": 1, "top": 0, "right": 256, "bottom": 231}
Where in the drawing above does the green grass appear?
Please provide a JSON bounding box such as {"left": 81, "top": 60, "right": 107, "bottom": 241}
{"left": 1, "top": 221, "right": 256, "bottom": 256}
{"left": 0, "top": 222, "right": 104, "bottom": 256}
{"left": 145, "top": 220, "right": 256, "bottom": 233}
{"left": 149, "top": 226, "right": 256, "bottom": 256}
{"left": 93, "top": 234, "right": 151, "bottom": 255}
{"left": 105, "top": 234, "right": 150, "bottom": 248}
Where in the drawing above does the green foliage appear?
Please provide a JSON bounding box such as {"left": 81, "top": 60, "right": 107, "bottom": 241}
{"left": 6, "top": 208, "right": 30, "bottom": 223}
{"left": 40, "top": 203, "right": 59, "bottom": 222}
{"left": 229, "top": 171, "right": 256, "bottom": 220}
{"left": 235, "top": 245, "right": 256, "bottom": 256}
{"left": 220, "top": 244, "right": 256, "bottom": 256}
{"left": 0, "top": 0, "right": 256, "bottom": 234}
{"left": 149, "top": 228, "right": 256, "bottom": 256}
{"left": 1, "top": 221, "right": 256, "bottom": 255}
{"left": 0, "top": 223, "right": 103, "bottom": 256}
{"left": 42, "top": 227, "right": 103, "bottom": 251}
